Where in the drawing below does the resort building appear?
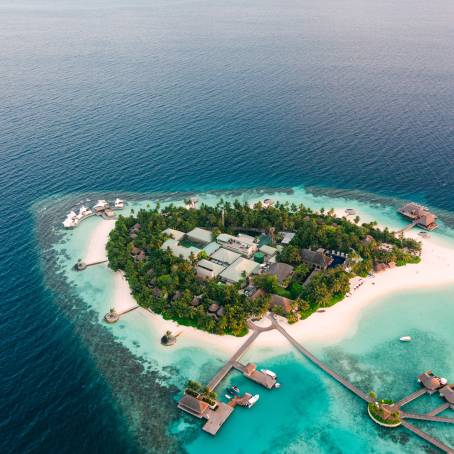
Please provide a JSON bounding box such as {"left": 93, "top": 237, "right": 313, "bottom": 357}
{"left": 161, "top": 238, "right": 200, "bottom": 260}
{"left": 439, "top": 385, "right": 454, "bottom": 408}
{"left": 162, "top": 228, "right": 186, "bottom": 241}
{"left": 216, "top": 233, "right": 258, "bottom": 258}
{"left": 417, "top": 371, "right": 445, "bottom": 393}
{"left": 266, "top": 262, "right": 294, "bottom": 284}
{"left": 259, "top": 244, "right": 277, "bottom": 260}
{"left": 196, "top": 259, "right": 225, "bottom": 280}
{"left": 219, "top": 257, "right": 260, "bottom": 284}
{"left": 398, "top": 203, "right": 438, "bottom": 230}
{"left": 210, "top": 247, "right": 241, "bottom": 266}
{"left": 301, "top": 248, "right": 333, "bottom": 270}
{"left": 279, "top": 231, "right": 295, "bottom": 245}
{"left": 269, "top": 294, "right": 296, "bottom": 314}
{"left": 203, "top": 241, "right": 221, "bottom": 257}
{"left": 178, "top": 394, "right": 209, "bottom": 418}
{"left": 186, "top": 227, "right": 213, "bottom": 245}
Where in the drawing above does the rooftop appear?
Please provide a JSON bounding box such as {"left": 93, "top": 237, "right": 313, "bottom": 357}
{"left": 267, "top": 262, "right": 294, "bottom": 284}
{"left": 197, "top": 259, "right": 225, "bottom": 277}
{"left": 162, "top": 228, "right": 185, "bottom": 241}
{"left": 186, "top": 227, "right": 213, "bottom": 245}
{"left": 219, "top": 257, "right": 260, "bottom": 283}
{"left": 161, "top": 239, "right": 200, "bottom": 260}
{"left": 211, "top": 247, "right": 241, "bottom": 265}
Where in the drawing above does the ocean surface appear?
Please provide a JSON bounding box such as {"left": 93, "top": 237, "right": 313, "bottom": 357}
{"left": 1, "top": 0, "right": 454, "bottom": 453}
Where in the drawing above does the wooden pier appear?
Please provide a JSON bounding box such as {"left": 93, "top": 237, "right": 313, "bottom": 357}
{"left": 401, "top": 421, "right": 454, "bottom": 454}
{"left": 181, "top": 314, "right": 453, "bottom": 451}
{"left": 396, "top": 388, "right": 427, "bottom": 407}
{"left": 104, "top": 305, "right": 139, "bottom": 323}
{"left": 270, "top": 316, "right": 373, "bottom": 402}
{"left": 75, "top": 259, "right": 108, "bottom": 271}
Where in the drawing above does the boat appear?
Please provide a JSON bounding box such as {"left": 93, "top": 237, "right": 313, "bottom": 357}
{"left": 247, "top": 394, "right": 260, "bottom": 408}
{"left": 400, "top": 336, "right": 412, "bottom": 342}
{"left": 260, "top": 369, "right": 277, "bottom": 379}
{"left": 114, "top": 198, "right": 124, "bottom": 209}
{"left": 274, "top": 382, "right": 281, "bottom": 389}
{"left": 441, "top": 378, "right": 448, "bottom": 386}
{"left": 227, "top": 385, "right": 240, "bottom": 396}
{"left": 225, "top": 394, "right": 232, "bottom": 400}
{"left": 63, "top": 210, "right": 78, "bottom": 228}
{"left": 93, "top": 199, "right": 109, "bottom": 212}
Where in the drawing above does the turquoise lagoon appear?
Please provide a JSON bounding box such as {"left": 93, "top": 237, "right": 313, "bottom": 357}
{"left": 53, "top": 187, "right": 454, "bottom": 452}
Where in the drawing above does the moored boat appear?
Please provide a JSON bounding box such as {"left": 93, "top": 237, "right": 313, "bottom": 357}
{"left": 260, "top": 369, "right": 277, "bottom": 379}
{"left": 399, "top": 336, "right": 412, "bottom": 342}
{"left": 247, "top": 394, "right": 260, "bottom": 408}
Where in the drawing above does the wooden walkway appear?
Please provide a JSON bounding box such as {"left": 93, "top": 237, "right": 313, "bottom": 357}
{"left": 271, "top": 317, "right": 373, "bottom": 403}
{"left": 397, "top": 388, "right": 427, "bottom": 407}
{"left": 401, "top": 420, "right": 454, "bottom": 454}
{"left": 207, "top": 329, "right": 261, "bottom": 391}
{"left": 402, "top": 412, "right": 454, "bottom": 424}
{"left": 396, "top": 220, "right": 419, "bottom": 235}
{"left": 117, "top": 305, "right": 139, "bottom": 316}
{"left": 428, "top": 403, "right": 451, "bottom": 416}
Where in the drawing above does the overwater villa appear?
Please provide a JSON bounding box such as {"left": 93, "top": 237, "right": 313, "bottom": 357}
{"left": 114, "top": 198, "right": 124, "bottom": 209}
{"left": 62, "top": 205, "right": 93, "bottom": 228}
{"left": 398, "top": 203, "right": 438, "bottom": 230}
{"left": 417, "top": 370, "right": 447, "bottom": 393}
{"left": 93, "top": 199, "right": 109, "bottom": 212}
{"left": 439, "top": 384, "right": 454, "bottom": 408}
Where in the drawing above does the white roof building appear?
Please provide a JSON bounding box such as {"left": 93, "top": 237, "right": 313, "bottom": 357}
{"left": 219, "top": 257, "right": 260, "bottom": 284}
{"left": 211, "top": 247, "right": 241, "bottom": 265}
{"left": 203, "top": 242, "right": 221, "bottom": 257}
{"left": 259, "top": 244, "right": 277, "bottom": 257}
{"left": 162, "top": 228, "right": 186, "bottom": 241}
{"left": 196, "top": 259, "right": 225, "bottom": 280}
{"left": 216, "top": 233, "right": 258, "bottom": 258}
{"left": 186, "top": 227, "right": 213, "bottom": 245}
{"left": 161, "top": 239, "right": 200, "bottom": 260}
{"left": 279, "top": 231, "right": 296, "bottom": 245}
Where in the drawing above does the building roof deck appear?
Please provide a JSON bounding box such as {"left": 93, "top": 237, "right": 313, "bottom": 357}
{"left": 219, "top": 257, "right": 260, "bottom": 283}
{"left": 202, "top": 403, "right": 234, "bottom": 435}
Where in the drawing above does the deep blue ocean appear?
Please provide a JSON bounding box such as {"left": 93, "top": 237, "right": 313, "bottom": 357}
{"left": 1, "top": 0, "right": 454, "bottom": 452}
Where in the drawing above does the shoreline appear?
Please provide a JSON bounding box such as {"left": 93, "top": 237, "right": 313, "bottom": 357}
{"left": 84, "top": 204, "right": 454, "bottom": 358}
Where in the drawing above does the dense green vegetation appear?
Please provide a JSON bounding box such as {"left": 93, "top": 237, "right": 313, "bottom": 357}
{"left": 367, "top": 392, "right": 401, "bottom": 426}
{"left": 107, "top": 200, "right": 421, "bottom": 336}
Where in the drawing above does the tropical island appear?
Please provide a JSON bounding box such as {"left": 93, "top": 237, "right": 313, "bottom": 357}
{"left": 106, "top": 200, "right": 421, "bottom": 336}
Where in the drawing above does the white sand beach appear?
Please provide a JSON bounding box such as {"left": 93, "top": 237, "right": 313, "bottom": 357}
{"left": 85, "top": 212, "right": 454, "bottom": 357}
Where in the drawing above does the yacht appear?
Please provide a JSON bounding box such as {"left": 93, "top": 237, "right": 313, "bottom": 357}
{"left": 247, "top": 394, "right": 260, "bottom": 408}
{"left": 114, "top": 198, "right": 124, "bottom": 209}
{"left": 93, "top": 200, "right": 109, "bottom": 212}
{"left": 63, "top": 210, "right": 78, "bottom": 228}
{"left": 260, "top": 369, "right": 277, "bottom": 379}
{"left": 399, "top": 336, "right": 412, "bottom": 342}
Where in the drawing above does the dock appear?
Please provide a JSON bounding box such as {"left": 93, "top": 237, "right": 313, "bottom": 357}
{"left": 179, "top": 314, "right": 454, "bottom": 451}
{"left": 74, "top": 259, "right": 108, "bottom": 271}
{"left": 401, "top": 421, "right": 454, "bottom": 454}
{"left": 104, "top": 305, "right": 139, "bottom": 323}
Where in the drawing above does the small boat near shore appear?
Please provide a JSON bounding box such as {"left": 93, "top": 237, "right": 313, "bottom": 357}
{"left": 260, "top": 369, "right": 277, "bottom": 379}
{"left": 400, "top": 336, "right": 412, "bottom": 342}
{"left": 247, "top": 394, "right": 260, "bottom": 408}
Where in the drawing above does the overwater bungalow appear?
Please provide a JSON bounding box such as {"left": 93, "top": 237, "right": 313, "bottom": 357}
{"left": 178, "top": 394, "right": 209, "bottom": 418}
{"left": 398, "top": 203, "right": 438, "bottom": 230}
{"left": 417, "top": 371, "right": 445, "bottom": 393}
{"left": 439, "top": 384, "right": 454, "bottom": 408}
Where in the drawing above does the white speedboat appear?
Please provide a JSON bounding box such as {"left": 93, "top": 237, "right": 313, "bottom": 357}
{"left": 93, "top": 200, "right": 109, "bottom": 212}
{"left": 225, "top": 394, "right": 232, "bottom": 400}
{"left": 260, "top": 369, "right": 277, "bottom": 379}
{"left": 114, "top": 198, "right": 124, "bottom": 209}
{"left": 63, "top": 210, "right": 78, "bottom": 228}
{"left": 274, "top": 382, "right": 281, "bottom": 389}
{"left": 247, "top": 394, "right": 260, "bottom": 408}
{"left": 441, "top": 377, "right": 448, "bottom": 386}
{"left": 400, "top": 336, "right": 412, "bottom": 342}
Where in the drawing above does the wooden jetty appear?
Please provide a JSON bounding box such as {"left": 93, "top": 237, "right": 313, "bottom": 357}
{"left": 104, "top": 305, "right": 139, "bottom": 323}
{"left": 270, "top": 316, "right": 373, "bottom": 402}
{"left": 202, "top": 403, "right": 234, "bottom": 436}
{"left": 207, "top": 329, "right": 262, "bottom": 391}
{"left": 401, "top": 420, "right": 454, "bottom": 454}
{"left": 401, "top": 412, "right": 454, "bottom": 424}
{"left": 74, "top": 259, "right": 108, "bottom": 271}
{"left": 428, "top": 403, "right": 451, "bottom": 416}
{"left": 232, "top": 361, "right": 277, "bottom": 389}
{"left": 396, "top": 388, "right": 427, "bottom": 407}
